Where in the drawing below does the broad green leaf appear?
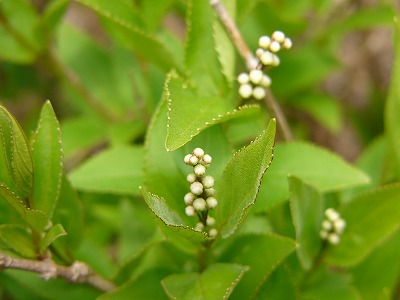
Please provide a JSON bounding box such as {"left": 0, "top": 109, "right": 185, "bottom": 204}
{"left": 255, "top": 141, "right": 370, "bottom": 211}
{"left": 217, "top": 119, "right": 276, "bottom": 238}
{"left": 69, "top": 145, "right": 143, "bottom": 196}
{"left": 161, "top": 263, "right": 249, "bottom": 300}
{"left": 77, "top": 0, "right": 183, "bottom": 73}
{"left": 0, "top": 183, "right": 48, "bottom": 233}
{"left": 39, "top": 223, "right": 66, "bottom": 253}
{"left": 140, "top": 0, "right": 174, "bottom": 31}
{"left": 141, "top": 189, "right": 208, "bottom": 242}
{"left": 0, "top": 105, "right": 34, "bottom": 202}
{"left": 385, "top": 18, "right": 400, "bottom": 173}
{"left": 218, "top": 234, "right": 296, "bottom": 299}
{"left": 41, "top": 0, "right": 70, "bottom": 30}
{"left": 327, "top": 184, "right": 400, "bottom": 267}
{"left": 32, "top": 101, "right": 63, "bottom": 219}
{"left": 165, "top": 71, "right": 259, "bottom": 151}
{"left": 255, "top": 265, "right": 297, "bottom": 300}
{"left": 289, "top": 176, "right": 323, "bottom": 270}
{"left": 0, "top": 224, "right": 35, "bottom": 258}
{"left": 184, "top": 0, "right": 228, "bottom": 96}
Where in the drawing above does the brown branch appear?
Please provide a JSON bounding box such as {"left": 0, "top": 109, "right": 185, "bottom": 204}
{"left": 0, "top": 252, "right": 116, "bottom": 292}
{"left": 210, "top": 0, "right": 294, "bottom": 141}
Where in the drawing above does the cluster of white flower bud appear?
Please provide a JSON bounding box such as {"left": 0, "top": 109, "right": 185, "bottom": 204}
{"left": 184, "top": 148, "right": 218, "bottom": 238}
{"left": 319, "top": 208, "right": 346, "bottom": 245}
{"left": 238, "top": 30, "right": 292, "bottom": 100}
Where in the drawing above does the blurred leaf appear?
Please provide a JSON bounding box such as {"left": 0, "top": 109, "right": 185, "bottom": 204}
{"left": 256, "top": 142, "right": 370, "bottom": 211}
{"left": 69, "top": 145, "right": 143, "bottom": 196}
{"left": 0, "top": 224, "right": 35, "bottom": 258}
{"left": 327, "top": 184, "right": 400, "bottom": 267}
{"left": 255, "top": 265, "right": 297, "bottom": 300}
{"left": 0, "top": 105, "right": 33, "bottom": 201}
{"left": 32, "top": 101, "right": 63, "bottom": 219}
{"left": 40, "top": 223, "right": 66, "bottom": 253}
{"left": 140, "top": 0, "right": 174, "bottom": 31}
{"left": 42, "top": 0, "right": 70, "bottom": 30}
{"left": 218, "top": 233, "right": 296, "bottom": 299}
{"left": 289, "top": 176, "right": 323, "bottom": 270}
{"left": 217, "top": 119, "right": 276, "bottom": 238}
{"left": 162, "top": 263, "right": 249, "bottom": 300}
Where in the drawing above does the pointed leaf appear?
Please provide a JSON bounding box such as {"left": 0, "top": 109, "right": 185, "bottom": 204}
{"left": 39, "top": 223, "right": 67, "bottom": 253}
{"left": 0, "top": 224, "right": 36, "bottom": 258}
{"left": 289, "top": 176, "right": 324, "bottom": 270}
{"left": 218, "top": 234, "right": 296, "bottom": 299}
{"left": 327, "top": 184, "right": 400, "bottom": 267}
{"left": 69, "top": 145, "right": 143, "bottom": 196}
{"left": 32, "top": 101, "right": 63, "bottom": 219}
{"left": 0, "top": 105, "right": 34, "bottom": 201}
{"left": 162, "top": 263, "right": 248, "bottom": 300}
{"left": 217, "top": 119, "right": 276, "bottom": 238}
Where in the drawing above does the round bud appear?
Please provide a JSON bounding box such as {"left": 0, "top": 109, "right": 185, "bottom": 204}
{"left": 190, "top": 182, "right": 203, "bottom": 195}
{"left": 194, "top": 164, "right": 206, "bottom": 176}
{"left": 239, "top": 84, "right": 253, "bottom": 99}
{"left": 206, "top": 216, "right": 216, "bottom": 226}
{"left": 321, "top": 220, "right": 332, "bottom": 231}
{"left": 319, "top": 230, "right": 328, "bottom": 239}
{"left": 186, "top": 173, "right": 196, "bottom": 183}
{"left": 333, "top": 218, "right": 346, "bottom": 234}
{"left": 193, "top": 147, "right": 205, "bottom": 158}
{"left": 327, "top": 233, "right": 340, "bottom": 245}
{"left": 185, "top": 206, "right": 195, "bottom": 216}
{"left": 202, "top": 175, "right": 214, "bottom": 189}
{"left": 272, "top": 31, "right": 285, "bottom": 43}
{"left": 258, "top": 35, "right": 271, "bottom": 49}
{"left": 205, "top": 188, "right": 215, "bottom": 197}
{"left": 237, "top": 73, "right": 250, "bottom": 85}
{"left": 261, "top": 75, "right": 271, "bottom": 88}
{"left": 209, "top": 228, "right": 218, "bottom": 237}
{"left": 325, "top": 208, "right": 340, "bottom": 221}
{"left": 193, "top": 198, "right": 207, "bottom": 211}
{"left": 249, "top": 69, "right": 263, "bottom": 85}
{"left": 252, "top": 86, "right": 266, "bottom": 100}
{"left": 184, "top": 154, "right": 192, "bottom": 164}
{"left": 255, "top": 48, "right": 264, "bottom": 58}
{"left": 260, "top": 51, "right": 274, "bottom": 66}
{"left": 184, "top": 192, "right": 196, "bottom": 205}
{"left": 202, "top": 154, "right": 212, "bottom": 165}
{"left": 283, "top": 37, "right": 292, "bottom": 49}
{"left": 269, "top": 41, "right": 281, "bottom": 53}
{"left": 271, "top": 54, "right": 280, "bottom": 67}
{"left": 189, "top": 155, "right": 199, "bottom": 166}
{"left": 206, "top": 197, "right": 218, "bottom": 209}
{"left": 195, "top": 222, "right": 204, "bottom": 231}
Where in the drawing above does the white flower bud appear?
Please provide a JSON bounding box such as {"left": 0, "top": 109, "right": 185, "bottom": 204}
{"left": 184, "top": 154, "right": 192, "bottom": 164}
{"left": 194, "top": 164, "right": 206, "bottom": 176}
{"left": 202, "top": 175, "right": 214, "bottom": 189}
{"left": 186, "top": 173, "right": 196, "bottom": 183}
{"left": 239, "top": 84, "right": 253, "bottom": 99}
{"left": 333, "top": 218, "right": 346, "bottom": 234}
{"left": 261, "top": 75, "right": 271, "bottom": 88}
{"left": 258, "top": 35, "right": 271, "bottom": 49}
{"left": 193, "top": 198, "right": 207, "bottom": 211}
{"left": 185, "top": 206, "right": 195, "bottom": 216}
{"left": 202, "top": 154, "right": 212, "bottom": 165}
{"left": 269, "top": 41, "right": 281, "bottom": 53}
{"left": 325, "top": 208, "right": 340, "bottom": 222}
{"left": 193, "top": 147, "right": 205, "bottom": 158}
{"left": 321, "top": 220, "right": 332, "bottom": 231}
{"left": 249, "top": 69, "right": 263, "bottom": 84}
{"left": 319, "top": 230, "right": 328, "bottom": 239}
{"left": 206, "top": 197, "right": 218, "bottom": 209}
{"left": 237, "top": 73, "right": 250, "bottom": 84}
{"left": 190, "top": 182, "right": 203, "bottom": 195}
{"left": 272, "top": 31, "right": 285, "bottom": 43}
{"left": 327, "top": 233, "right": 340, "bottom": 245}
{"left": 206, "top": 216, "right": 216, "bottom": 226}
{"left": 189, "top": 155, "right": 199, "bottom": 166}
{"left": 195, "top": 222, "right": 204, "bottom": 231}
{"left": 283, "top": 37, "right": 292, "bottom": 49}
{"left": 271, "top": 54, "right": 280, "bottom": 66}
{"left": 255, "top": 48, "right": 264, "bottom": 58}
{"left": 209, "top": 228, "right": 218, "bottom": 237}
{"left": 252, "top": 86, "right": 266, "bottom": 100}
{"left": 184, "top": 192, "right": 196, "bottom": 205}
{"left": 260, "top": 51, "right": 274, "bottom": 66}
{"left": 205, "top": 188, "right": 215, "bottom": 197}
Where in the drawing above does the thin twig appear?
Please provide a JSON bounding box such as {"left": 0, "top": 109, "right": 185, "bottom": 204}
{"left": 210, "top": 0, "right": 294, "bottom": 141}
{"left": 0, "top": 252, "right": 116, "bottom": 292}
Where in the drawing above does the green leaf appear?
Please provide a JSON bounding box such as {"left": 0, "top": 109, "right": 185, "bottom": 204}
{"left": 0, "top": 183, "right": 48, "bottom": 233}
{"left": 165, "top": 72, "right": 259, "bottom": 151}
{"left": 32, "top": 101, "right": 63, "bottom": 219}
{"left": 39, "top": 223, "right": 66, "bottom": 253}
{"left": 141, "top": 189, "right": 208, "bottom": 242}
{"left": 289, "top": 176, "right": 323, "bottom": 270}
{"left": 256, "top": 265, "right": 298, "bottom": 300}
{"left": 217, "top": 119, "right": 276, "bottom": 238}
{"left": 326, "top": 184, "right": 400, "bottom": 267}
{"left": 385, "top": 18, "right": 400, "bottom": 173}
{"left": 255, "top": 141, "right": 370, "bottom": 211}
{"left": 0, "top": 224, "right": 35, "bottom": 258}
{"left": 41, "top": 0, "right": 70, "bottom": 30}
{"left": 0, "top": 105, "right": 34, "bottom": 201}
{"left": 69, "top": 145, "right": 143, "bottom": 196}
{"left": 218, "top": 234, "right": 296, "bottom": 299}
{"left": 162, "top": 263, "right": 249, "bottom": 300}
